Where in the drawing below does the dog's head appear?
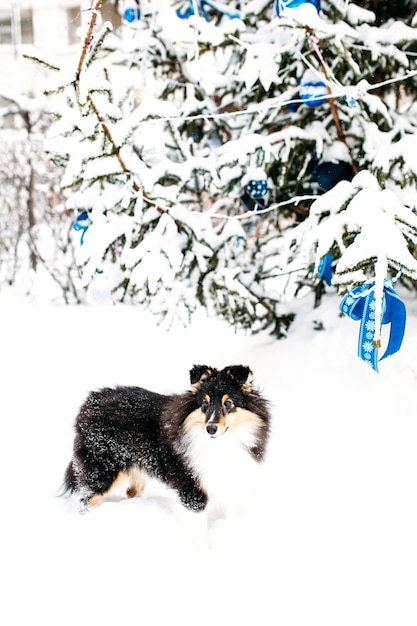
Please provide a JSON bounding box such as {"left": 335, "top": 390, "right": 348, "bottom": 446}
{"left": 187, "top": 364, "right": 257, "bottom": 438}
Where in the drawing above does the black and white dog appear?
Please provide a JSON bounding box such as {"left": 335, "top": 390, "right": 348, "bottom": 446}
{"left": 64, "top": 365, "right": 271, "bottom": 520}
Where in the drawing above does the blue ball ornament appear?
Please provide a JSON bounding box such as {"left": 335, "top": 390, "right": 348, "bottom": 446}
{"left": 246, "top": 179, "right": 268, "bottom": 198}
{"left": 241, "top": 176, "right": 268, "bottom": 211}
{"left": 312, "top": 159, "right": 354, "bottom": 191}
{"left": 299, "top": 70, "right": 327, "bottom": 107}
{"left": 123, "top": 6, "right": 140, "bottom": 22}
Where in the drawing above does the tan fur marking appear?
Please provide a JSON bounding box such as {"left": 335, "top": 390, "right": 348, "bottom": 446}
{"left": 87, "top": 494, "right": 104, "bottom": 509}
{"left": 222, "top": 394, "right": 230, "bottom": 404}
{"left": 183, "top": 409, "right": 205, "bottom": 434}
{"left": 87, "top": 470, "right": 128, "bottom": 510}
{"left": 86, "top": 468, "right": 150, "bottom": 510}
{"left": 224, "top": 407, "right": 263, "bottom": 432}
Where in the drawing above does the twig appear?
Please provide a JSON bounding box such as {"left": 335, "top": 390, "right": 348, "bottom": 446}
{"left": 76, "top": 0, "right": 104, "bottom": 81}
{"left": 87, "top": 94, "right": 136, "bottom": 187}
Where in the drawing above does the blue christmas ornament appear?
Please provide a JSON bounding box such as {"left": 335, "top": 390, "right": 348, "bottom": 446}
{"left": 312, "top": 159, "right": 354, "bottom": 191}
{"left": 275, "top": 0, "right": 320, "bottom": 17}
{"left": 119, "top": 1, "right": 140, "bottom": 23}
{"left": 124, "top": 7, "right": 140, "bottom": 22}
{"left": 241, "top": 172, "right": 268, "bottom": 212}
{"left": 246, "top": 179, "right": 268, "bottom": 198}
{"left": 73, "top": 211, "right": 92, "bottom": 245}
{"left": 299, "top": 70, "right": 327, "bottom": 108}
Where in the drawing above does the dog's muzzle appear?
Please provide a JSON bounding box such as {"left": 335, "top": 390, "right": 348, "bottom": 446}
{"left": 206, "top": 423, "right": 218, "bottom": 436}
{"left": 205, "top": 422, "right": 228, "bottom": 437}
{"left": 204, "top": 403, "right": 228, "bottom": 437}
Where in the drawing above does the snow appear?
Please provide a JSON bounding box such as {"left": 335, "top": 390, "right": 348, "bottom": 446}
{"left": 2, "top": 286, "right": 417, "bottom": 626}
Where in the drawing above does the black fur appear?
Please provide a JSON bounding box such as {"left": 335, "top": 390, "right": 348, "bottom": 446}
{"left": 64, "top": 365, "right": 271, "bottom": 513}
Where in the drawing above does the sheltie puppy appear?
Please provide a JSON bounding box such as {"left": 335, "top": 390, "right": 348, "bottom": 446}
{"left": 63, "top": 365, "right": 271, "bottom": 519}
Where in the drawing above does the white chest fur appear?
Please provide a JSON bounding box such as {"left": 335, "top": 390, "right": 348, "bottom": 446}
{"left": 181, "top": 421, "right": 263, "bottom": 518}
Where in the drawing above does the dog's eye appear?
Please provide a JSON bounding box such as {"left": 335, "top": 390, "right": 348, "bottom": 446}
{"left": 202, "top": 399, "right": 209, "bottom": 412}
{"left": 224, "top": 399, "right": 233, "bottom": 410}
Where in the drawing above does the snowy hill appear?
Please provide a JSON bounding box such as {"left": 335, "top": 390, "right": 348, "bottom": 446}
{"left": 2, "top": 287, "right": 417, "bottom": 625}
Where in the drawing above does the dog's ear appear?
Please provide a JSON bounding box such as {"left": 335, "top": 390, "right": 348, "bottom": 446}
{"left": 190, "top": 365, "right": 213, "bottom": 392}
{"left": 224, "top": 365, "right": 253, "bottom": 393}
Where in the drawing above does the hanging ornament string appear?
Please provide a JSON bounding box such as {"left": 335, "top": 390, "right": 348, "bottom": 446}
{"left": 309, "top": 35, "right": 343, "bottom": 92}
{"left": 339, "top": 273, "right": 406, "bottom": 372}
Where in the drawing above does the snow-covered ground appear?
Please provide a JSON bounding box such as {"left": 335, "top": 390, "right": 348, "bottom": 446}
{"left": 2, "top": 286, "right": 417, "bottom": 625}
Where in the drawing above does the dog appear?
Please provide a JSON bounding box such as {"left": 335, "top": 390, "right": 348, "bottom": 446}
{"left": 63, "top": 365, "right": 271, "bottom": 519}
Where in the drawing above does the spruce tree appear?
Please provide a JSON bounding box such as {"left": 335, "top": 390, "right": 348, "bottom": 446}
{"left": 36, "top": 0, "right": 417, "bottom": 337}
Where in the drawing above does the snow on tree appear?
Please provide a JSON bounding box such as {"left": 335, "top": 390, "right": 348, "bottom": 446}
{"left": 31, "top": 0, "right": 417, "bottom": 340}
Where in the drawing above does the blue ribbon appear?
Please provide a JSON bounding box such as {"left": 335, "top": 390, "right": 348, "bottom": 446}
{"left": 318, "top": 253, "right": 333, "bottom": 286}
{"left": 177, "top": 0, "right": 240, "bottom": 21}
{"left": 339, "top": 280, "right": 406, "bottom": 372}
{"left": 73, "top": 211, "right": 92, "bottom": 245}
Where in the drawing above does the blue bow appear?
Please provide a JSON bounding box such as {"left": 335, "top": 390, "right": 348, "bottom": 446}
{"left": 177, "top": 0, "right": 240, "bottom": 21}
{"left": 318, "top": 253, "right": 333, "bottom": 286}
{"left": 73, "top": 211, "right": 92, "bottom": 245}
{"left": 339, "top": 280, "right": 406, "bottom": 372}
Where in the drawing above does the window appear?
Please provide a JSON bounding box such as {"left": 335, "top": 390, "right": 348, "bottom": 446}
{"left": 0, "top": 7, "right": 33, "bottom": 46}
{"left": 20, "top": 8, "right": 34, "bottom": 44}
{"left": 0, "top": 11, "right": 13, "bottom": 45}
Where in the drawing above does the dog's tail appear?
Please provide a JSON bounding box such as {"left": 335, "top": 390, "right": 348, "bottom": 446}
{"left": 58, "top": 461, "right": 77, "bottom": 496}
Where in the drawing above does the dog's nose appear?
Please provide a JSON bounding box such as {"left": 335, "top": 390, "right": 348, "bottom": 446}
{"left": 206, "top": 423, "right": 218, "bottom": 436}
